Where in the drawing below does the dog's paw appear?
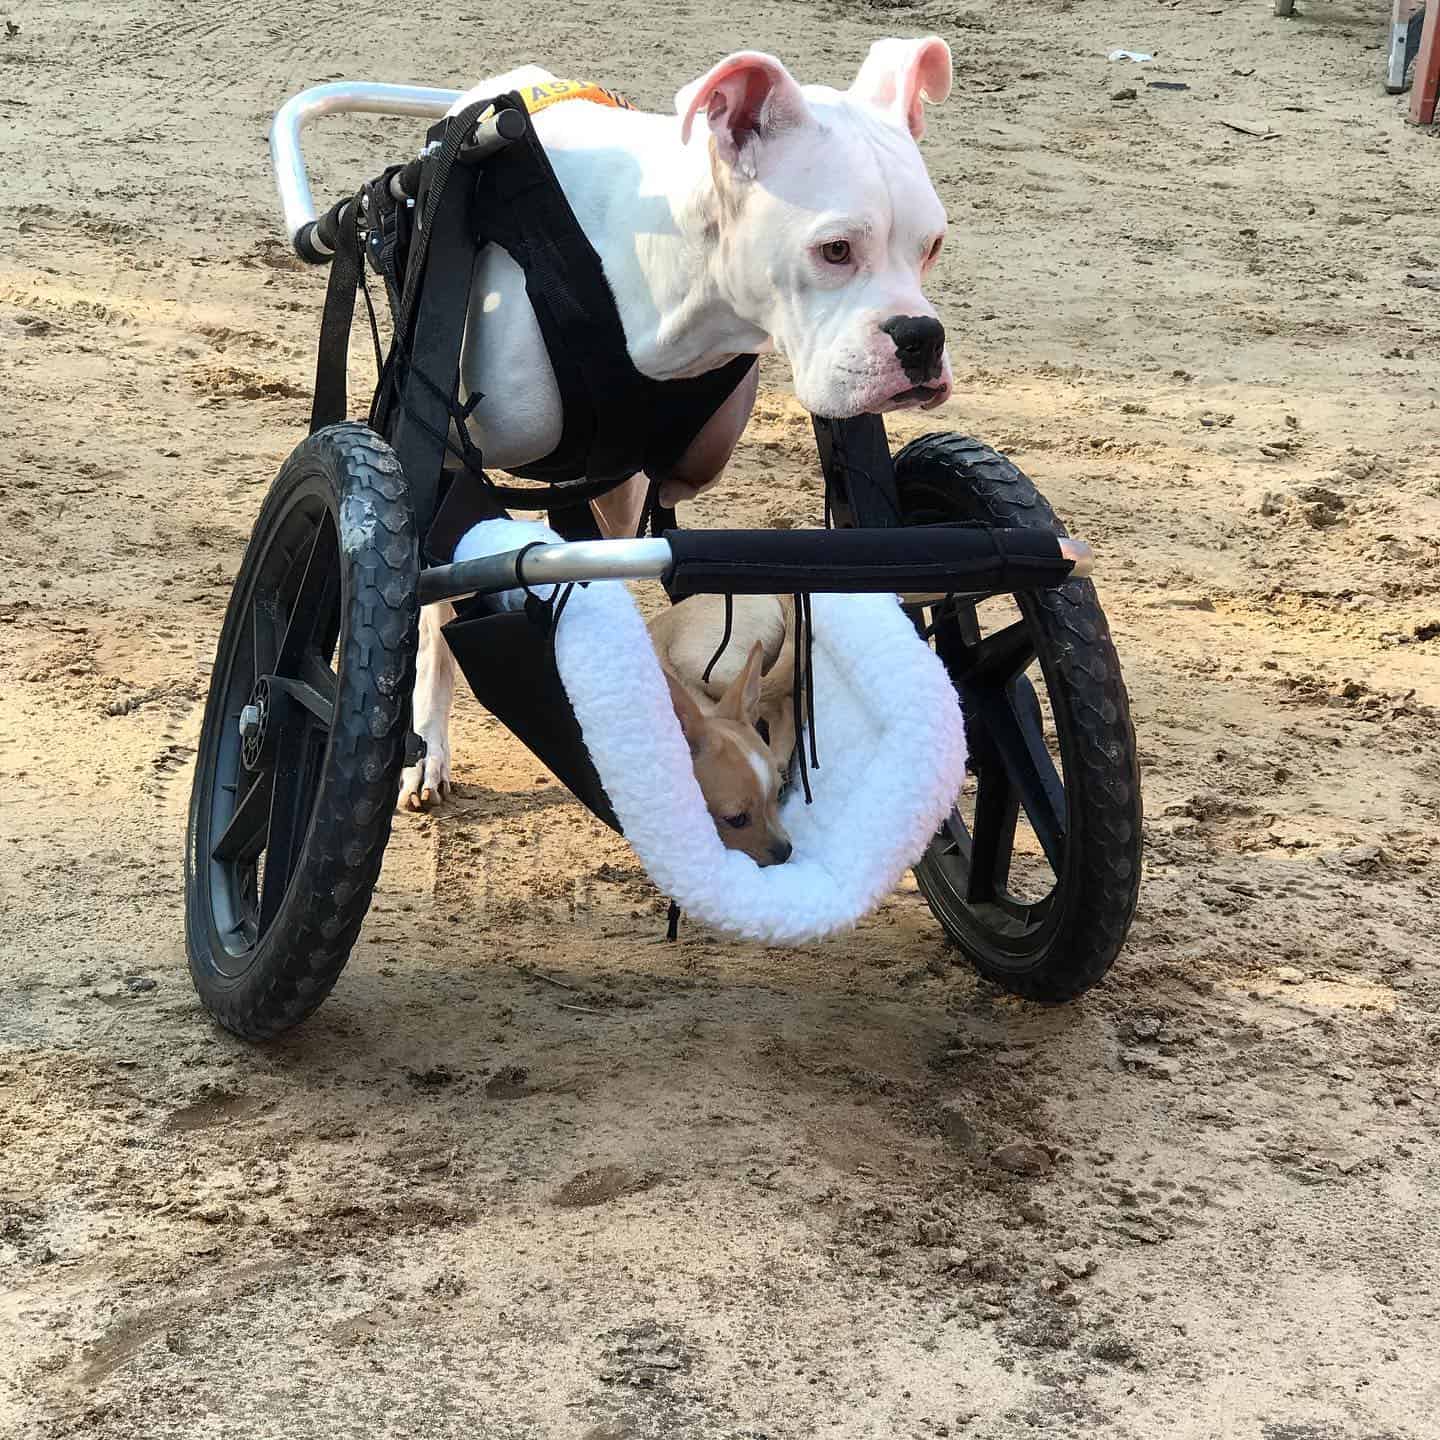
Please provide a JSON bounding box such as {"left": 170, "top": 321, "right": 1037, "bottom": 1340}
{"left": 398, "top": 751, "right": 452, "bottom": 811}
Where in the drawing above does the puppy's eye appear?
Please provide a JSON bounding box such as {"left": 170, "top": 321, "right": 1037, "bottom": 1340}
{"left": 819, "top": 239, "right": 852, "bottom": 266}
{"left": 723, "top": 813, "right": 751, "bottom": 829}
{"left": 924, "top": 235, "right": 944, "bottom": 268}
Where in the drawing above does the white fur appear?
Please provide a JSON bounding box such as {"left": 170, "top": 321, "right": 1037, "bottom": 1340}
{"left": 455, "top": 520, "right": 967, "bottom": 944}
{"left": 745, "top": 746, "right": 773, "bottom": 793}
{"left": 448, "top": 50, "right": 954, "bottom": 444}
{"left": 398, "top": 598, "right": 457, "bottom": 807}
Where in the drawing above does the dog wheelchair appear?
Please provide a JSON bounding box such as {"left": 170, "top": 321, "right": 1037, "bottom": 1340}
{"left": 183, "top": 83, "right": 1142, "bottom": 1039}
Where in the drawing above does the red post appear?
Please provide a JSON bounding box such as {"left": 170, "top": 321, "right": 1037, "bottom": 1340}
{"left": 1411, "top": 0, "right": 1440, "bottom": 124}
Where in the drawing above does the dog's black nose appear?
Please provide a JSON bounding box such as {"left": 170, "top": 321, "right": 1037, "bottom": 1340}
{"left": 768, "top": 840, "right": 793, "bottom": 865}
{"left": 880, "top": 315, "right": 946, "bottom": 382}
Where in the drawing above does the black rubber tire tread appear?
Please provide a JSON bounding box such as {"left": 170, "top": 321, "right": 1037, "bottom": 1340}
{"left": 185, "top": 423, "right": 419, "bottom": 1039}
{"left": 896, "top": 432, "right": 1141, "bottom": 1001}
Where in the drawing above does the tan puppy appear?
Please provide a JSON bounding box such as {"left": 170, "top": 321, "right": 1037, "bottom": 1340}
{"left": 648, "top": 595, "right": 797, "bottom": 866}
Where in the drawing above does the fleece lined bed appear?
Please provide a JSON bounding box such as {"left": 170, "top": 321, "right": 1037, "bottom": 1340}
{"left": 453, "top": 518, "right": 968, "bottom": 945}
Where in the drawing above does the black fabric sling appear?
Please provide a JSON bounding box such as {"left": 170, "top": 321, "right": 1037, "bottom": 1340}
{"left": 425, "top": 94, "right": 755, "bottom": 558}
{"left": 306, "top": 92, "right": 756, "bottom": 562}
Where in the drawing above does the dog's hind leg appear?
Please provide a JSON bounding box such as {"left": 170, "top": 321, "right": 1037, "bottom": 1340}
{"left": 399, "top": 601, "right": 457, "bottom": 810}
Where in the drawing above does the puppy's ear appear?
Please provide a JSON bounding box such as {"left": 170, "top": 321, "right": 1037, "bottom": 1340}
{"left": 664, "top": 671, "right": 709, "bottom": 756}
{"left": 676, "top": 51, "right": 810, "bottom": 171}
{"left": 848, "top": 37, "right": 952, "bottom": 140}
{"left": 716, "top": 641, "right": 765, "bottom": 724}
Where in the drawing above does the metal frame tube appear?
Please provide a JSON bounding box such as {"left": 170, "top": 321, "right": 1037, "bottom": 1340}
{"left": 270, "top": 81, "right": 463, "bottom": 242}
{"left": 417, "top": 539, "right": 674, "bottom": 606}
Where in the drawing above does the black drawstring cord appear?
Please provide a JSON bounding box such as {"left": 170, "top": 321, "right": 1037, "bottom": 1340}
{"left": 514, "top": 540, "right": 555, "bottom": 606}
{"left": 702, "top": 593, "right": 734, "bottom": 687}
{"left": 791, "top": 592, "right": 813, "bottom": 805}
{"left": 514, "top": 539, "right": 577, "bottom": 671}
{"left": 646, "top": 483, "right": 686, "bottom": 944}
{"left": 834, "top": 462, "right": 906, "bottom": 527}
{"left": 801, "top": 591, "right": 818, "bottom": 771}
{"left": 549, "top": 580, "right": 577, "bottom": 631}
{"left": 641, "top": 483, "right": 690, "bottom": 942}
{"left": 358, "top": 266, "right": 385, "bottom": 384}
{"left": 637, "top": 483, "right": 656, "bottom": 540}
{"left": 637, "top": 476, "right": 679, "bottom": 543}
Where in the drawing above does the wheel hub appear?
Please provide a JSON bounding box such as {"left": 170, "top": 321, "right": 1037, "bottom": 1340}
{"left": 239, "top": 677, "right": 270, "bottom": 771}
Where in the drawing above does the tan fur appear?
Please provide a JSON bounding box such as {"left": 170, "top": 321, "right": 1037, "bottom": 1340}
{"left": 650, "top": 596, "right": 797, "bottom": 866}
{"left": 650, "top": 594, "right": 797, "bottom": 765}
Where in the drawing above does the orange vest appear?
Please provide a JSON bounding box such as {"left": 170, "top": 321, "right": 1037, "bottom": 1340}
{"left": 517, "top": 79, "right": 636, "bottom": 117}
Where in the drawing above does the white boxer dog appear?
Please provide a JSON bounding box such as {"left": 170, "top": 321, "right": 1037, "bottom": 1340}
{"left": 400, "top": 38, "right": 954, "bottom": 808}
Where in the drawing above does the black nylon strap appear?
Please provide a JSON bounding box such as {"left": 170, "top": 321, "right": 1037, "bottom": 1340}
{"left": 395, "top": 93, "right": 646, "bottom": 519}
{"left": 309, "top": 197, "right": 363, "bottom": 432}
{"left": 476, "top": 115, "right": 649, "bottom": 485}
{"left": 377, "top": 100, "right": 493, "bottom": 535}
{"left": 395, "top": 100, "right": 491, "bottom": 357}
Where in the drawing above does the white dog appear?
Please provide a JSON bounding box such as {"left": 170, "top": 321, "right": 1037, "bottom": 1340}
{"left": 401, "top": 39, "right": 954, "bottom": 808}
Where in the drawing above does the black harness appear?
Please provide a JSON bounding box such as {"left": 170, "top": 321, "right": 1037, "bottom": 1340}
{"left": 309, "top": 92, "right": 755, "bottom": 558}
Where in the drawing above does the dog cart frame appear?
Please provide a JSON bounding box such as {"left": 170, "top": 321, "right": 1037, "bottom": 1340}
{"left": 184, "top": 84, "right": 1142, "bottom": 1040}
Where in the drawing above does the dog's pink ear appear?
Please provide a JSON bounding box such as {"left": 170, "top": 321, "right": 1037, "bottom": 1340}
{"left": 848, "top": 36, "right": 952, "bottom": 139}
{"left": 664, "top": 671, "right": 708, "bottom": 755}
{"left": 716, "top": 641, "right": 766, "bottom": 724}
{"left": 676, "top": 51, "right": 810, "bottom": 168}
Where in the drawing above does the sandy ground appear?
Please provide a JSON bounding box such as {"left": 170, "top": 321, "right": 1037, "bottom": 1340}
{"left": 3, "top": 0, "right": 1440, "bottom": 1436}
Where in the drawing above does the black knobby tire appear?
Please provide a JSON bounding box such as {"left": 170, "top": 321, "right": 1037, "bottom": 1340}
{"left": 185, "top": 423, "right": 419, "bottom": 1039}
{"left": 896, "top": 433, "right": 1141, "bottom": 1000}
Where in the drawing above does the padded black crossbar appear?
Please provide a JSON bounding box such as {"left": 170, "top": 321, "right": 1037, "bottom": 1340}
{"left": 661, "top": 525, "right": 1076, "bottom": 598}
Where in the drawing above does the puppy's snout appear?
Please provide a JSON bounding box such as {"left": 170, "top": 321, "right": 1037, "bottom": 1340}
{"left": 880, "top": 314, "right": 946, "bottom": 383}
{"left": 765, "top": 840, "right": 793, "bottom": 867}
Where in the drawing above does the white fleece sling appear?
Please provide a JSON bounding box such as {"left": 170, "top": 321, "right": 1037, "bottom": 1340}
{"left": 454, "top": 518, "right": 968, "bottom": 945}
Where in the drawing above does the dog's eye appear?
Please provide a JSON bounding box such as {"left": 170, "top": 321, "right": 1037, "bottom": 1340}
{"left": 723, "top": 813, "right": 751, "bottom": 829}
{"left": 924, "top": 235, "right": 944, "bottom": 268}
{"left": 819, "top": 240, "right": 852, "bottom": 266}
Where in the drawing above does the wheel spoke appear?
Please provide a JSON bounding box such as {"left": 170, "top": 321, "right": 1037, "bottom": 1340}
{"left": 275, "top": 512, "right": 339, "bottom": 680}
{"left": 930, "top": 598, "right": 981, "bottom": 663}
{"left": 268, "top": 673, "right": 334, "bottom": 729}
{"left": 251, "top": 593, "right": 278, "bottom": 686}
{"left": 966, "top": 765, "right": 1020, "bottom": 902}
{"left": 966, "top": 619, "right": 1037, "bottom": 689}
{"left": 257, "top": 693, "right": 320, "bottom": 934}
{"left": 212, "top": 769, "right": 274, "bottom": 863}
{"left": 963, "top": 674, "right": 1067, "bottom": 873}
{"left": 930, "top": 803, "right": 1037, "bottom": 925}
{"left": 300, "top": 649, "right": 339, "bottom": 706}
{"left": 936, "top": 803, "right": 971, "bottom": 859}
